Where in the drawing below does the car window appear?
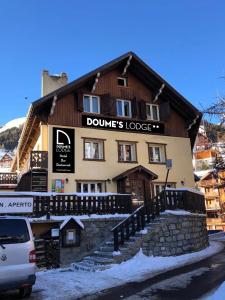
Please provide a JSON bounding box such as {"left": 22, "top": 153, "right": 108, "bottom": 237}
{"left": 0, "top": 219, "right": 30, "bottom": 244}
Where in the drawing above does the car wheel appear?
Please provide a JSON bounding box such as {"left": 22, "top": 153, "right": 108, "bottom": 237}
{"left": 19, "top": 286, "right": 32, "bottom": 298}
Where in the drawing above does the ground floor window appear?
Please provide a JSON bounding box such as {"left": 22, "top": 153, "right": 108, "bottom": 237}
{"left": 153, "top": 183, "right": 176, "bottom": 196}
{"left": 76, "top": 181, "right": 105, "bottom": 193}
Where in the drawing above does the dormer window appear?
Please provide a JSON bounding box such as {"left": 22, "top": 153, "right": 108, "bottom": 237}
{"left": 146, "top": 104, "right": 160, "bottom": 121}
{"left": 83, "top": 95, "right": 100, "bottom": 114}
{"left": 117, "top": 77, "right": 127, "bottom": 87}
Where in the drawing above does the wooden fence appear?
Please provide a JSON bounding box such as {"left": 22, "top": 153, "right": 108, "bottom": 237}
{"left": 0, "top": 193, "right": 133, "bottom": 217}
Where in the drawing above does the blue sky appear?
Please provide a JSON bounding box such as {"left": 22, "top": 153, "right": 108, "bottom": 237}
{"left": 0, "top": 0, "right": 225, "bottom": 124}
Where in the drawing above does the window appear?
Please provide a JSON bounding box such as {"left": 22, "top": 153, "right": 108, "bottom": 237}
{"left": 117, "top": 77, "right": 127, "bottom": 87}
{"left": 154, "top": 183, "right": 176, "bottom": 196}
{"left": 118, "top": 141, "right": 137, "bottom": 162}
{"left": 148, "top": 144, "right": 166, "bottom": 163}
{"left": 116, "top": 99, "right": 132, "bottom": 117}
{"left": 146, "top": 104, "right": 160, "bottom": 121}
{"left": 77, "top": 182, "right": 104, "bottom": 193}
{"left": 0, "top": 219, "right": 30, "bottom": 244}
{"left": 83, "top": 138, "right": 104, "bottom": 160}
{"left": 83, "top": 95, "right": 100, "bottom": 114}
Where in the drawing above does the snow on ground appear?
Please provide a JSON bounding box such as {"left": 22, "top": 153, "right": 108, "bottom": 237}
{"left": 161, "top": 209, "right": 206, "bottom": 217}
{"left": 202, "top": 281, "right": 225, "bottom": 299}
{"left": 34, "top": 241, "right": 223, "bottom": 300}
{"left": 0, "top": 117, "right": 25, "bottom": 134}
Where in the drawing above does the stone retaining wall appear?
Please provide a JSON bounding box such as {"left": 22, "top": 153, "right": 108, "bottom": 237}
{"left": 60, "top": 216, "right": 124, "bottom": 266}
{"left": 142, "top": 213, "right": 209, "bottom": 257}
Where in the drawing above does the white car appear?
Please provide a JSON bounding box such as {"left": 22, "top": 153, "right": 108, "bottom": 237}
{"left": 0, "top": 216, "right": 36, "bottom": 298}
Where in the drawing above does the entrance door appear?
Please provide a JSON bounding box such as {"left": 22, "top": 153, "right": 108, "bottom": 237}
{"left": 130, "top": 178, "right": 145, "bottom": 202}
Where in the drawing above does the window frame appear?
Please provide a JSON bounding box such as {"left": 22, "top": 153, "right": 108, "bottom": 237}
{"left": 117, "top": 77, "right": 127, "bottom": 87}
{"left": 83, "top": 94, "right": 100, "bottom": 114}
{"left": 147, "top": 143, "right": 167, "bottom": 164}
{"left": 76, "top": 181, "right": 106, "bottom": 193}
{"left": 117, "top": 140, "right": 138, "bottom": 163}
{"left": 146, "top": 103, "right": 160, "bottom": 121}
{"left": 82, "top": 137, "right": 106, "bottom": 161}
{"left": 116, "top": 99, "right": 132, "bottom": 118}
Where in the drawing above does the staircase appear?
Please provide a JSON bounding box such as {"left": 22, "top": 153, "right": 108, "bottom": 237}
{"left": 71, "top": 189, "right": 206, "bottom": 272}
{"left": 71, "top": 216, "right": 165, "bottom": 272}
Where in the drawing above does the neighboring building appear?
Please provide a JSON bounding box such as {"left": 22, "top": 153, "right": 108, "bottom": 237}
{"left": 193, "top": 149, "right": 217, "bottom": 171}
{"left": 198, "top": 170, "right": 225, "bottom": 230}
{"left": 11, "top": 52, "right": 201, "bottom": 200}
{"left": 0, "top": 152, "right": 13, "bottom": 171}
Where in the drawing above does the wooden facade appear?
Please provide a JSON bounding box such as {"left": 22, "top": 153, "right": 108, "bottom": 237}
{"left": 45, "top": 69, "right": 187, "bottom": 138}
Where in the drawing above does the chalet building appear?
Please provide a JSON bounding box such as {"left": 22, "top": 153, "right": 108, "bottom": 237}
{"left": 0, "top": 152, "right": 13, "bottom": 172}
{"left": 11, "top": 52, "right": 201, "bottom": 199}
{"left": 198, "top": 170, "right": 225, "bottom": 230}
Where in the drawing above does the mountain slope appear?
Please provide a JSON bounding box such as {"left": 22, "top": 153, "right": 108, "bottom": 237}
{"left": 0, "top": 117, "right": 25, "bottom": 151}
{"left": 0, "top": 117, "right": 26, "bottom": 134}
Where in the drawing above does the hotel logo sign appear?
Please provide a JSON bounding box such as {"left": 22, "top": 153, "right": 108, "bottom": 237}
{"left": 82, "top": 115, "right": 164, "bottom": 134}
{"left": 53, "top": 127, "right": 75, "bottom": 173}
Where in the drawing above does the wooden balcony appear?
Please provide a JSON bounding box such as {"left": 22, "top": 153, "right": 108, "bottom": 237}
{"left": 0, "top": 172, "right": 17, "bottom": 185}
{"left": 30, "top": 151, "right": 48, "bottom": 169}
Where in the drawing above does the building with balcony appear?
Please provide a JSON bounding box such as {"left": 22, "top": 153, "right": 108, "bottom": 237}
{"left": 7, "top": 52, "right": 201, "bottom": 200}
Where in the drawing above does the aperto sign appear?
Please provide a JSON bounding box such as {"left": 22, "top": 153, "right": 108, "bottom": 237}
{"left": 0, "top": 197, "right": 33, "bottom": 213}
{"left": 82, "top": 115, "right": 164, "bottom": 134}
{"left": 53, "top": 127, "right": 75, "bottom": 173}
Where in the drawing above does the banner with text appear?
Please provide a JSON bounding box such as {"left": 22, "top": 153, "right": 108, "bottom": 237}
{"left": 53, "top": 127, "right": 75, "bottom": 173}
{"left": 82, "top": 115, "right": 164, "bottom": 134}
{"left": 0, "top": 197, "right": 33, "bottom": 213}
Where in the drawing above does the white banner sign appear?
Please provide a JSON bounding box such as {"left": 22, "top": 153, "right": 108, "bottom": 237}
{"left": 0, "top": 197, "right": 33, "bottom": 213}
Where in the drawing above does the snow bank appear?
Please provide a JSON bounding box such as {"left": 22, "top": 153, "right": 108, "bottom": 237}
{"left": 34, "top": 241, "right": 223, "bottom": 299}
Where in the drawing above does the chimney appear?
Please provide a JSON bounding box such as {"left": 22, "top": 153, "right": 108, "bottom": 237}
{"left": 41, "top": 70, "right": 68, "bottom": 97}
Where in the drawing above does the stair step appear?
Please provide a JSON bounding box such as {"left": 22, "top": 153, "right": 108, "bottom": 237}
{"left": 84, "top": 256, "right": 115, "bottom": 265}
{"left": 100, "top": 246, "right": 114, "bottom": 252}
{"left": 71, "top": 262, "right": 111, "bottom": 272}
{"left": 94, "top": 251, "right": 117, "bottom": 258}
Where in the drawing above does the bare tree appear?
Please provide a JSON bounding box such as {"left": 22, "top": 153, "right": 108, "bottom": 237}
{"left": 203, "top": 96, "right": 225, "bottom": 125}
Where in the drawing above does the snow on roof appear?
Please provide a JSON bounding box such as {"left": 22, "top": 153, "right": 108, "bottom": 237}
{"left": 60, "top": 216, "right": 84, "bottom": 230}
{"left": 194, "top": 170, "right": 213, "bottom": 179}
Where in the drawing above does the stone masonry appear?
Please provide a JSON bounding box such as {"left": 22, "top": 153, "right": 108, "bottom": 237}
{"left": 142, "top": 213, "right": 209, "bottom": 257}
{"left": 60, "top": 216, "right": 125, "bottom": 266}
{"left": 71, "top": 212, "right": 209, "bottom": 271}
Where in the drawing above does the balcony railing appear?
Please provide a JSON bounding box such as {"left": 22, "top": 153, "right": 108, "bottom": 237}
{"left": 30, "top": 151, "right": 48, "bottom": 169}
{"left": 0, "top": 173, "right": 17, "bottom": 185}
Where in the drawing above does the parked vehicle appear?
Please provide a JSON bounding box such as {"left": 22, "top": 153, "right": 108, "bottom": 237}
{"left": 0, "top": 216, "right": 36, "bottom": 298}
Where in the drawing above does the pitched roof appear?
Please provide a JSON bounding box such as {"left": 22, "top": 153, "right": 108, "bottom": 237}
{"left": 31, "top": 51, "right": 200, "bottom": 121}
{"left": 112, "top": 165, "right": 158, "bottom": 181}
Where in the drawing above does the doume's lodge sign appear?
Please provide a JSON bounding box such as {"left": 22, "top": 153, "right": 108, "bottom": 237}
{"left": 82, "top": 115, "right": 164, "bottom": 134}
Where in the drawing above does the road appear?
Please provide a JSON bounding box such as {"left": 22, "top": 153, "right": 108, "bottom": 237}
{"left": 1, "top": 242, "right": 225, "bottom": 300}
{"left": 82, "top": 242, "right": 225, "bottom": 300}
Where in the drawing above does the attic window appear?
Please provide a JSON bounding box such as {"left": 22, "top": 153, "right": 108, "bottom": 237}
{"left": 117, "top": 77, "right": 127, "bottom": 87}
